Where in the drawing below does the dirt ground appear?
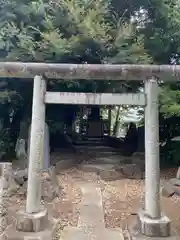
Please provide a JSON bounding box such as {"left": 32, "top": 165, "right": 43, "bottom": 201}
{"left": 56, "top": 166, "right": 180, "bottom": 235}
{"left": 7, "top": 164, "right": 180, "bottom": 237}
{"left": 102, "top": 167, "right": 180, "bottom": 234}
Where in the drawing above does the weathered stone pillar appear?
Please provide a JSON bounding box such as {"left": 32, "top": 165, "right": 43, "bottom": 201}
{"left": 28, "top": 122, "right": 50, "bottom": 170}
{"left": 26, "top": 75, "right": 46, "bottom": 214}
{"left": 5, "top": 76, "right": 56, "bottom": 239}
{"left": 144, "top": 77, "right": 161, "bottom": 219}
{"left": 135, "top": 78, "right": 171, "bottom": 238}
{"left": 42, "top": 123, "right": 50, "bottom": 170}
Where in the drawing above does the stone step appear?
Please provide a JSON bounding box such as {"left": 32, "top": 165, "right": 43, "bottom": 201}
{"left": 78, "top": 204, "right": 105, "bottom": 229}
{"left": 78, "top": 184, "right": 105, "bottom": 229}
{"left": 75, "top": 146, "right": 116, "bottom": 152}
{"left": 131, "top": 232, "right": 177, "bottom": 240}
{"left": 77, "top": 153, "right": 121, "bottom": 162}
{"left": 64, "top": 181, "right": 125, "bottom": 240}
{"left": 79, "top": 164, "right": 115, "bottom": 173}
{"left": 73, "top": 140, "right": 106, "bottom": 146}
{"left": 60, "top": 227, "right": 124, "bottom": 240}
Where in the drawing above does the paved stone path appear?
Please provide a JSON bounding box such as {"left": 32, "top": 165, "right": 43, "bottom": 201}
{"left": 60, "top": 179, "right": 124, "bottom": 240}
{"left": 78, "top": 183, "right": 105, "bottom": 229}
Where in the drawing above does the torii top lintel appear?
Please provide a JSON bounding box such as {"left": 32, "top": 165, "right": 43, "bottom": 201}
{"left": 0, "top": 62, "right": 180, "bottom": 81}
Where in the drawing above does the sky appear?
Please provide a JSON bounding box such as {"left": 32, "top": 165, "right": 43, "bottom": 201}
{"left": 121, "top": 107, "right": 143, "bottom": 123}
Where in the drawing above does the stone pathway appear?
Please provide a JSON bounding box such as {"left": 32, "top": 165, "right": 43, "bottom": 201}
{"left": 60, "top": 179, "right": 124, "bottom": 240}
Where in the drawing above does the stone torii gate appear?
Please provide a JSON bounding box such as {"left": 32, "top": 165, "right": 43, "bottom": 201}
{"left": 1, "top": 62, "right": 179, "bottom": 239}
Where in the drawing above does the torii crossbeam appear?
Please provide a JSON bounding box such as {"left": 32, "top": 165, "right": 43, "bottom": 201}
{"left": 1, "top": 62, "right": 177, "bottom": 239}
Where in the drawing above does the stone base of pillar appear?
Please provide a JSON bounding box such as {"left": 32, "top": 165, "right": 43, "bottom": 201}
{"left": 16, "top": 208, "right": 48, "bottom": 232}
{"left": 133, "top": 209, "right": 171, "bottom": 238}
{"left": 4, "top": 208, "right": 57, "bottom": 240}
{"left": 131, "top": 233, "right": 177, "bottom": 240}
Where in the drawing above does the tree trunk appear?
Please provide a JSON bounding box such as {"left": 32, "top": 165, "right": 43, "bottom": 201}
{"left": 108, "top": 107, "right": 112, "bottom": 136}
{"left": 79, "top": 106, "right": 84, "bottom": 134}
{"left": 113, "top": 106, "right": 121, "bottom": 136}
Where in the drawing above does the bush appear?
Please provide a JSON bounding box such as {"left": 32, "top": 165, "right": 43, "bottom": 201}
{"left": 0, "top": 128, "right": 14, "bottom": 160}
{"left": 160, "top": 140, "right": 180, "bottom": 167}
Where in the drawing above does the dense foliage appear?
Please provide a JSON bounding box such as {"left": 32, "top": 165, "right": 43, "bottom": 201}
{"left": 0, "top": 0, "right": 180, "bottom": 162}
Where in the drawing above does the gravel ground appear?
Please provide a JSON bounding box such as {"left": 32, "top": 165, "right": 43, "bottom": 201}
{"left": 7, "top": 166, "right": 82, "bottom": 232}
{"left": 55, "top": 166, "right": 180, "bottom": 236}
{"left": 101, "top": 166, "right": 180, "bottom": 235}
{"left": 102, "top": 178, "right": 144, "bottom": 229}
{"left": 51, "top": 170, "right": 82, "bottom": 228}
{"left": 8, "top": 160, "right": 180, "bottom": 237}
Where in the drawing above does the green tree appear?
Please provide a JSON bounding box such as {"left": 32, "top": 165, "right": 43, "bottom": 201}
{"left": 0, "top": 0, "right": 171, "bottom": 158}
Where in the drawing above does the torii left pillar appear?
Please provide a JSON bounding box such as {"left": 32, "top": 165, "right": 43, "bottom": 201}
{"left": 5, "top": 76, "right": 56, "bottom": 240}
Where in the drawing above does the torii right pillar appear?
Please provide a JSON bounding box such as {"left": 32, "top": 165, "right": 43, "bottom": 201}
{"left": 134, "top": 77, "right": 173, "bottom": 238}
